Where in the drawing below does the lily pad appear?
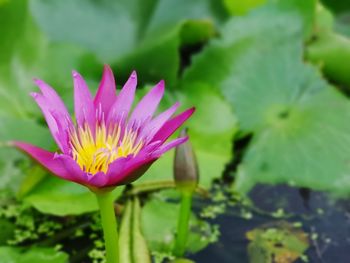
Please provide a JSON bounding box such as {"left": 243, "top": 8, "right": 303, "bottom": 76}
{"left": 246, "top": 221, "right": 309, "bottom": 263}
{"left": 0, "top": 246, "right": 68, "bottom": 263}
{"left": 23, "top": 177, "right": 124, "bottom": 216}
{"left": 29, "top": 0, "right": 221, "bottom": 84}
{"left": 183, "top": 1, "right": 350, "bottom": 195}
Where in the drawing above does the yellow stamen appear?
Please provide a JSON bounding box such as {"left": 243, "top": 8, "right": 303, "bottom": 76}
{"left": 70, "top": 123, "right": 143, "bottom": 174}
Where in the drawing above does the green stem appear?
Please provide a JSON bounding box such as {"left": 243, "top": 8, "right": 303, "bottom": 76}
{"left": 95, "top": 191, "right": 119, "bottom": 263}
{"left": 174, "top": 192, "right": 193, "bottom": 257}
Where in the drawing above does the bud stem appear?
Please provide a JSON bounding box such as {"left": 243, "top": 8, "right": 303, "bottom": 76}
{"left": 174, "top": 191, "right": 193, "bottom": 257}
{"left": 96, "top": 191, "right": 119, "bottom": 263}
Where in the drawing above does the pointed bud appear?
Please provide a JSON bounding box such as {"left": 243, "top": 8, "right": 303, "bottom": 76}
{"left": 173, "top": 128, "right": 199, "bottom": 193}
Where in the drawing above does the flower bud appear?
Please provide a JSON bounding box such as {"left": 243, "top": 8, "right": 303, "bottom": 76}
{"left": 173, "top": 128, "right": 199, "bottom": 193}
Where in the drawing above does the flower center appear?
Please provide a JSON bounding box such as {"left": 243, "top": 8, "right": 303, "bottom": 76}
{"left": 69, "top": 123, "right": 143, "bottom": 174}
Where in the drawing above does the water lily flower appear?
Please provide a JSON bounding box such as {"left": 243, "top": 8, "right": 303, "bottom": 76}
{"left": 14, "top": 65, "right": 194, "bottom": 191}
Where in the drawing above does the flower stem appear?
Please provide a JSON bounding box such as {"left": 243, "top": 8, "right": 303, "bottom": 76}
{"left": 96, "top": 191, "right": 119, "bottom": 263}
{"left": 174, "top": 192, "right": 193, "bottom": 257}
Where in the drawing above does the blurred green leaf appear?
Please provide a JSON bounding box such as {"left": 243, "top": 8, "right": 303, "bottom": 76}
{"left": 0, "top": 246, "right": 68, "bottom": 263}
{"left": 306, "top": 31, "right": 350, "bottom": 87}
{"left": 222, "top": 0, "right": 266, "bottom": 15}
{"left": 314, "top": 3, "right": 334, "bottom": 33}
{"left": 322, "top": 0, "right": 350, "bottom": 13}
{"left": 29, "top": 0, "right": 222, "bottom": 85}
{"left": 30, "top": 0, "right": 141, "bottom": 62}
{"left": 23, "top": 177, "right": 123, "bottom": 216}
{"left": 222, "top": 0, "right": 316, "bottom": 37}
{"left": 0, "top": 0, "right": 27, "bottom": 64}
{"left": 235, "top": 87, "right": 350, "bottom": 195}
{"left": 0, "top": 220, "right": 15, "bottom": 245}
{"left": 142, "top": 193, "right": 217, "bottom": 255}
{"left": 183, "top": 1, "right": 350, "bottom": 195}
{"left": 23, "top": 177, "right": 97, "bottom": 216}
{"left": 0, "top": 10, "right": 90, "bottom": 117}
{"left": 0, "top": 115, "right": 50, "bottom": 147}
{"left": 275, "top": 0, "right": 317, "bottom": 38}
{"left": 305, "top": 3, "right": 350, "bottom": 87}
{"left": 0, "top": 115, "right": 51, "bottom": 194}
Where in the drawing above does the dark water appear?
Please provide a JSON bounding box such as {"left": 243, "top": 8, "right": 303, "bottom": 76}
{"left": 190, "top": 185, "right": 350, "bottom": 263}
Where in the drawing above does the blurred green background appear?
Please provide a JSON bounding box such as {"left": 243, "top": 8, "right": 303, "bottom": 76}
{"left": 1, "top": 0, "right": 350, "bottom": 261}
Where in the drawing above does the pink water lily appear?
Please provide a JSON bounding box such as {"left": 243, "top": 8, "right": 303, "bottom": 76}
{"left": 14, "top": 65, "right": 194, "bottom": 190}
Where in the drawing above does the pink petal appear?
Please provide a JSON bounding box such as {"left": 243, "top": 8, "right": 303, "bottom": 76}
{"left": 33, "top": 79, "right": 70, "bottom": 118}
{"left": 105, "top": 156, "right": 131, "bottom": 186}
{"left": 30, "top": 92, "right": 69, "bottom": 153}
{"left": 73, "top": 71, "right": 95, "bottom": 128}
{"left": 118, "top": 160, "right": 155, "bottom": 185}
{"left": 152, "top": 137, "right": 188, "bottom": 157}
{"left": 94, "top": 65, "right": 117, "bottom": 115}
{"left": 141, "top": 102, "right": 180, "bottom": 142}
{"left": 13, "top": 142, "right": 82, "bottom": 183}
{"left": 105, "top": 142, "right": 162, "bottom": 186}
{"left": 53, "top": 154, "right": 88, "bottom": 185}
{"left": 129, "top": 80, "right": 165, "bottom": 124}
{"left": 107, "top": 71, "right": 137, "bottom": 123}
{"left": 86, "top": 171, "right": 108, "bottom": 188}
{"left": 152, "top": 107, "right": 195, "bottom": 143}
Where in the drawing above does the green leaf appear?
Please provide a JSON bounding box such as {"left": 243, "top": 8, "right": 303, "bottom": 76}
{"left": 0, "top": 246, "right": 68, "bottom": 263}
{"left": 314, "top": 3, "right": 334, "bottom": 34}
{"left": 30, "top": 0, "right": 141, "bottom": 62}
{"left": 0, "top": 115, "right": 52, "bottom": 194}
{"left": 0, "top": 115, "right": 51, "bottom": 147}
{"left": 322, "top": 0, "right": 350, "bottom": 13}
{"left": 23, "top": 176, "right": 123, "bottom": 216}
{"left": 236, "top": 88, "right": 350, "bottom": 195}
{"left": 0, "top": 0, "right": 27, "bottom": 64}
{"left": 183, "top": 2, "right": 350, "bottom": 195}
{"left": 142, "top": 193, "right": 217, "bottom": 255}
{"left": 222, "top": 0, "right": 267, "bottom": 15}
{"left": 0, "top": 220, "right": 15, "bottom": 245}
{"left": 222, "top": 0, "right": 316, "bottom": 36}
{"left": 306, "top": 31, "right": 350, "bottom": 87}
{"left": 29, "top": 0, "right": 222, "bottom": 85}
{"left": 274, "top": 0, "right": 316, "bottom": 38}
{"left": 0, "top": 12, "right": 92, "bottom": 118}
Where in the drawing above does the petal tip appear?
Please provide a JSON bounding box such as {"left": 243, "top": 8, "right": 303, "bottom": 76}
{"left": 33, "top": 78, "right": 46, "bottom": 89}
{"left": 72, "top": 70, "right": 80, "bottom": 78}
{"left": 30, "top": 92, "right": 40, "bottom": 99}
{"left": 7, "top": 141, "right": 15, "bottom": 147}
{"left": 33, "top": 78, "right": 40, "bottom": 84}
{"left": 102, "top": 65, "right": 114, "bottom": 77}
{"left": 11, "top": 141, "right": 27, "bottom": 150}
{"left": 157, "top": 80, "right": 165, "bottom": 92}
{"left": 130, "top": 70, "right": 137, "bottom": 79}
